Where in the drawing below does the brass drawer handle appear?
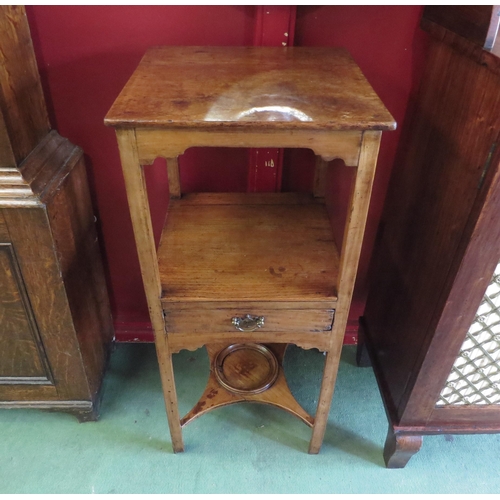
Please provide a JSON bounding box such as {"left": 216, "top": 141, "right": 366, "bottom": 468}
{"left": 231, "top": 314, "right": 265, "bottom": 332}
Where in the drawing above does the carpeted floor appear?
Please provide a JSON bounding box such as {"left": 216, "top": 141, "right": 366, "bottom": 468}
{"left": 2, "top": 343, "right": 499, "bottom": 494}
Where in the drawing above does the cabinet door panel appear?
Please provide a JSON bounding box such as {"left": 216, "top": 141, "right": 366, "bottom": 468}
{"left": 0, "top": 243, "right": 52, "bottom": 384}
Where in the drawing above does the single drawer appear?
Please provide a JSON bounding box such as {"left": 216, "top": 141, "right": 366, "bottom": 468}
{"left": 165, "top": 307, "right": 334, "bottom": 334}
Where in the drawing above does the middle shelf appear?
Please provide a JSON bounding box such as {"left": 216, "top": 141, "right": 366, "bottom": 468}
{"left": 158, "top": 192, "right": 340, "bottom": 306}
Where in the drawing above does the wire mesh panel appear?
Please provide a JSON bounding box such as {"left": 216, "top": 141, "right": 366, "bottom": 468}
{"left": 437, "top": 262, "right": 500, "bottom": 406}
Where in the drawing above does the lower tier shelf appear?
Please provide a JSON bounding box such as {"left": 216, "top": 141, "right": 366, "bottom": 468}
{"left": 180, "top": 342, "right": 314, "bottom": 428}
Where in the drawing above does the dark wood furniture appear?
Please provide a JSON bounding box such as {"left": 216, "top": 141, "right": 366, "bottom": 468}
{"left": 0, "top": 6, "right": 114, "bottom": 421}
{"left": 359, "top": 6, "right": 500, "bottom": 467}
{"left": 105, "top": 46, "right": 395, "bottom": 453}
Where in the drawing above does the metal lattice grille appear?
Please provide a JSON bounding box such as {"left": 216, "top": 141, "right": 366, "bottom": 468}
{"left": 437, "top": 263, "right": 500, "bottom": 406}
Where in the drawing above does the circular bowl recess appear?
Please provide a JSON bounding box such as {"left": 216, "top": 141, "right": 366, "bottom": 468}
{"left": 214, "top": 343, "right": 279, "bottom": 395}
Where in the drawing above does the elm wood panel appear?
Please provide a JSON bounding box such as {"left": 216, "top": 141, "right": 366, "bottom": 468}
{"left": 105, "top": 47, "right": 395, "bottom": 131}
{"left": 421, "top": 17, "right": 500, "bottom": 78}
{"left": 422, "top": 6, "right": 497, "bottom": 48}
{"left": 0, "top": 130, "right": 113, "bottom": 400}
{"left": 165, "top": 308, "right": 334, "bottom": 334}
{"left": 0, "top": 6, "right": 50, "bottom": 167}
{"left": 168, "top": 331, "right": 331, "bottom": 354}
{"left": 158, "top": 195, "right": 339, "bottom": 303}
{"left": 47, "top": 153, "right": 114, "bottom": 398}
{"left": 0, "top": 5, "right": 113, "bottom": 415}
{"left": 0, "top": 243, "right": 50, "bottom": 381}
{"left": 363, "top": 35, "right": 500, "bottom": 424}
{"left": 135, "top": 129, "right": 363, "bottom": 165}
{"left": 0, "top": 207, "right": 53, "bottom": 390}
{"left": 401, "top": 140, "right": 500, "bottom": 423}
{"left": 1, "top": 207, "right": 90, "bottom": 401}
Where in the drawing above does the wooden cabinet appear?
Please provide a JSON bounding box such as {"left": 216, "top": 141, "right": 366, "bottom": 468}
{"left": 359, "top": 6, "right": 500, "bottom": 467}
{"left": 105, "top": 46, "right": 395, "bottom": 452}
{"left": 0, "top": 6, "right": 113, "bottom": 421}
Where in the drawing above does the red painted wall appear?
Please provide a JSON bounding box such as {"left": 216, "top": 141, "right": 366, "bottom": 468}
{"left": 25, "top": 5, "right": 428, "bottom": 342}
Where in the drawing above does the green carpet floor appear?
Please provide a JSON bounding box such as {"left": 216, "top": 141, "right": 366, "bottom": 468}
{"left": 2, "top": 343, "right": 500, "bottom": 494}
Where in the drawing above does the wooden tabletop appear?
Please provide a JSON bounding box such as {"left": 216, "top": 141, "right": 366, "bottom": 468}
{"left": 105, "top": 46, "right": 395, "bottom": 131}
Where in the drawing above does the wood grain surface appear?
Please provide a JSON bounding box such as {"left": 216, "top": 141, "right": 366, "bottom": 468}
{"left": 158, "top": 193, "right": 339, "bottom": 304}
{"left": 364, "top": 34, "right": 500, "bottom": 425}
{"left": 361, "top": 12, "right": 500, "bottom": 467}
{"left": 0, "top": 240, "right": 50, "bottom": 382}
{"left": 165, "top": 308, "right": 333, "bottom": 334}
{"left": 108, "top": 45, "right": 392, "bottom": 453}
{"left": 0, "top": 6, "right": 49, "bottom": 167}
{"left": 105, "top": 46, "right": 395, "bottom": 131}
{"left": 0, "top": 6, "right": 113, "bottom": 418}
{"left": 422, "top": 5, "right": 498, "bottom": 48}
{"left": 180, "top": 343, "right": 314, "bottom": 429}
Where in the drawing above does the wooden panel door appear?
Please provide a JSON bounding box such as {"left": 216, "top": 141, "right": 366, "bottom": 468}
{"left": 0, "top": 239, "right": 53, "bottom": 386}
{"left": 0, "top": 6, "right": 114, "bottom": 419}
{"left": 360, "top": 6, "right": 500, "bottom": 468}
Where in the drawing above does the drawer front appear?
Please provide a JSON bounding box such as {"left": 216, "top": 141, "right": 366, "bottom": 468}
{"left": 165, "top": 308, "right": 334, "bottom": 334}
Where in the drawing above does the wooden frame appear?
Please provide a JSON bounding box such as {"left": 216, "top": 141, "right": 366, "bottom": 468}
{"left": 106, "top": 46, "right": 394, "bottom": 454}
{"left": 359, "top": 6, "right": 500, "bottom": 468}
{"left": 0, "top": 6, "right": 114, "bottom": 420}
